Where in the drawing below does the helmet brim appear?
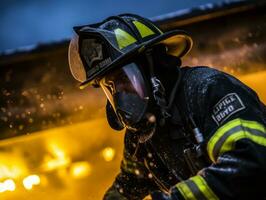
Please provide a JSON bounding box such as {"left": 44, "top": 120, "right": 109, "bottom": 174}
{"left": 79, "top": 30, "right": 193, "bottom": 89}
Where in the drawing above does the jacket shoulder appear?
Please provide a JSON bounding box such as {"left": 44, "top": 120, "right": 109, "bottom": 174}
{"left": 180, "top": 66, "right": 223, "bottom": 87}
{"left": 179, "top": 66, "right": 224, "bottom": 101}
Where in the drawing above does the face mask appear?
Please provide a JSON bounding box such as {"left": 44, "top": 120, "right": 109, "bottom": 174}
{"left": 100, "top": 51, "right": 173, "bottom": 143}
{"left": 100, "top": 62, "right": 153, "bottom": 132}
{"left": 113, "top": 92, "right": 148, "bottom": 126}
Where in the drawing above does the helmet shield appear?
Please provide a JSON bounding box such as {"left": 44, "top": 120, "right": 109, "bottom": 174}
{"left": 99, "top": 62, "right": 149, "bottom": 128}
{"left": 68, "top": 33, "right": 87, "bottom": 82}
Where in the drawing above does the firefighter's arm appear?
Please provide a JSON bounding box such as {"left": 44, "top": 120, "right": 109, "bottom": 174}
{"left": 104, "top": 130, "right": 159, "bottom": 200}
{"left": 104, "top": 157, "right": 157, "bottom": 200}
{"left": 169, "top": 72, "right": 266, "bottom": 199}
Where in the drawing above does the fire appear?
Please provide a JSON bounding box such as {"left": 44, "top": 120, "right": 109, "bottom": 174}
{"left": 0, "top": 179, "right": 16, "bottom": 193}
{"left": 0, "top": 119, "right": 123, "bottom": 199}
{"left": 23, "top": 175, "right": 41, "bottom": 190}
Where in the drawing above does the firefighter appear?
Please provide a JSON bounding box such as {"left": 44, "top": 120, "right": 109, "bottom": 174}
{"left": 68, "top": 14, "right": 266, "bottom": 200}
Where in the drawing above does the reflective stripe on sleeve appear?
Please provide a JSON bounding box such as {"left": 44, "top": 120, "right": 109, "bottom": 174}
{"left": 176, "top": 175, "right": 218, "bottom": 200}
{"left": 207, "top": 118, "right": 266, "bottom": 162}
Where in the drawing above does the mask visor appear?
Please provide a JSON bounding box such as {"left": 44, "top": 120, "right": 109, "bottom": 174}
{"left": 99, "top": 63, "right": 149, "bottom": 127}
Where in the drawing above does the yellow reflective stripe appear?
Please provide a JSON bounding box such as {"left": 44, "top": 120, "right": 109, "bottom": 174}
{"left": 176, "top": 175, "right": 218, "bottom": 200}
{"left": 114, "top": 28, "right": 137, "bottom": 49}
{"left": 207, "top": 119, "right": 240, "bottom": 162}
{"left": 176, "top": 181, "right": 196, "bottom": 200}
{"left": 242, "top": 119, "right": 265, "bottom": 132}
{"left": 219, "top": 130, "right": 244, "bottom": 157}
{"left": 220, "top": 130, "right": 266, "bottom": 157}
{"left": 190, "top": 176, "right": 219, "bottom": 200}
{"left": 133, "top": 21, "right": 154, "bottom": 38}
{"left": 207, "top": 118, "right": 266, "bottom": 162}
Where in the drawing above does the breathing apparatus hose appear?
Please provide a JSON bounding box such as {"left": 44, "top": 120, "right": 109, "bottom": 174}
{"left": 145, "top": 49, "right": 182, "bottom": 126}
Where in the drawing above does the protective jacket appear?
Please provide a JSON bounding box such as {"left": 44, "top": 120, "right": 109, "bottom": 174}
{"left": 104, "top": 66, "right": 266, "bottom": 200}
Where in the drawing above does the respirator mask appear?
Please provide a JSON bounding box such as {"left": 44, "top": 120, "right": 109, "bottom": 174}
{"left": 100, "top": 60, "right": 159, "bottom": 142}
{"left": 99, "top": 46, "right": 180, "bottom": 143}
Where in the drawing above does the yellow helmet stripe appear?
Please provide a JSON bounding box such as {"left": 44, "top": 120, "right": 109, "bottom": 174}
{"left": 114, "top": 28, "right": 137, "bottom": 49}
{"left": 133, "top": 21, "right": 155, "bottom": 38}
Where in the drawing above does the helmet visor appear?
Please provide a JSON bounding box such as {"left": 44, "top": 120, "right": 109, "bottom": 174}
{"left": 68, "top": 33, "right": 87, "bottom": 82}
{"left": 99, "top": 62, "right": 149, "bottom": 126}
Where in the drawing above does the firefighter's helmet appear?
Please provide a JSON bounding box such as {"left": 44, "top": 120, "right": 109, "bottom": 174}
{"left": 68, "top": 13, "right": 193, "bottom": 88}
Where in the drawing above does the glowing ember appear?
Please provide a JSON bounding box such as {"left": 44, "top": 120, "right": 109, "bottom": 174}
{"left": 102, "top": 147, "right": 116, "bottom": 162}
{"left": 23, "top": 175, "right": 41, "bottom": 190}
{"left": 70, "top": 161, "right": 92, "bottom": 179}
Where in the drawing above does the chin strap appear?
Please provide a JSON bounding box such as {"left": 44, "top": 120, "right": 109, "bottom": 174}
{"left": 146, "top": 49, "right": 177, "bottom": 126}
{"left": 151, "top": 71, "right": 182, "bottom": 127}
{"left": 146, "top": 48, "right": 183, "bottom": 126}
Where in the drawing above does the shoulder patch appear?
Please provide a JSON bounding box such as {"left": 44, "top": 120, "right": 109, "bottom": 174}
{"left": 212, "top": 93, "right": 245, "bottom": 125}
